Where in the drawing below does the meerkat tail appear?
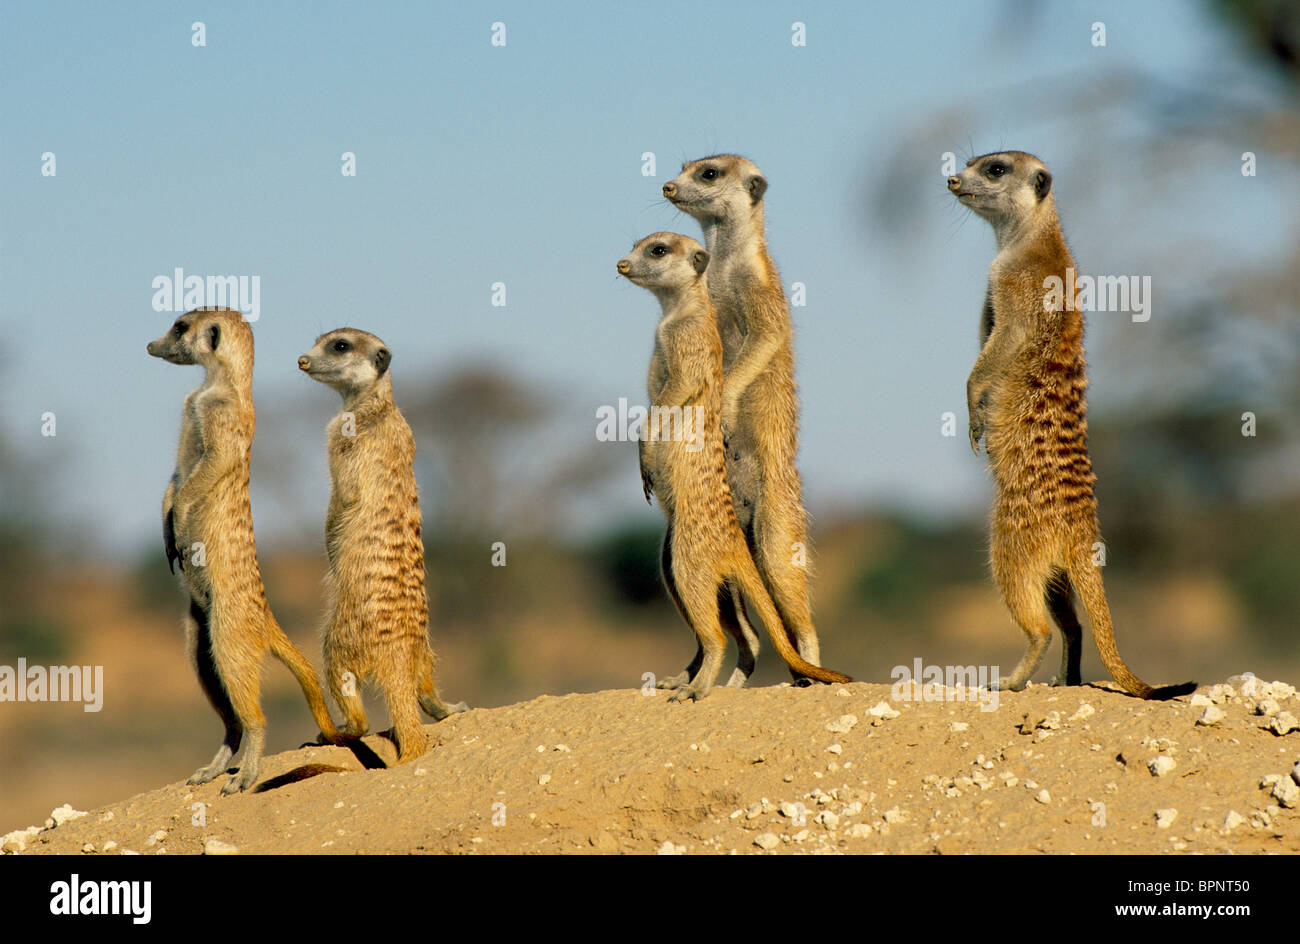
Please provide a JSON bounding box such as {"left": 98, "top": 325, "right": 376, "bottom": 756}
{"left": 265, "top": 617, "right": 344, "bottom": 740}
{"left": 1066, "top": 558, "right": 1194, "bottom": 700}
{"left": 733, "top": 558, "right": 851, "bottom": 685}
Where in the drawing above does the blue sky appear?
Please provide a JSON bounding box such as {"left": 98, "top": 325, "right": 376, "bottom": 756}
{"left": 1, "top": 0, "right": 1285, "bottom": 552}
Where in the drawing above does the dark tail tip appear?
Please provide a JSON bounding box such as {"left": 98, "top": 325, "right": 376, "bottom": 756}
{"left": 1145, "top": 681, "right": 1197, "bottom": 701}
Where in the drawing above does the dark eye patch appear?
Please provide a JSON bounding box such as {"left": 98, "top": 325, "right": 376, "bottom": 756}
{"left": 332, "top": 339, "right": 351, "bottom": 353}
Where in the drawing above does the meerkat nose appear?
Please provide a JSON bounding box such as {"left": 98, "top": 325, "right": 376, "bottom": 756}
{"left": 298, "top": 356, "right": 311, "bottom": 370}
{"left": 146, "top": 341, "right": 155, "bottom": 355}
{"left": 947, "top": 176, "right": 962, "bottom": 191}
{"left": 662, "top": 182, "right": 676, "bottom": 198}
{"left": 617, "top": 259, "right": 631, "bottom": 275}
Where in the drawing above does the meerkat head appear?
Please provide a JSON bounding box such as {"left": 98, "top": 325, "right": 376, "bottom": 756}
{"left": 617, "top": 232, "right": 709, "bottom": 299}
{"left": 147, "top": 308, "right": 252, "bottom": 372}
{"left": 662, "top": 154, "right": 767, "bottom": 224}
{"left": 298, "top": 328, "right": 392, "bottom": 399}
{"left": 947, "top": 151, "right": 1054, "bottom": 242}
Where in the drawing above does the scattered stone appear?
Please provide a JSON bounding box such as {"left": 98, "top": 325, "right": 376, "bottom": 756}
{"left": 791, "top": 829, "right": 809, "bottom": 843}
{"left": 845, "top": 823, "right": 872, "bottom": 839}
{"left": 778, "top": 802, "right": 805, "bottom": 820}
{"left": 656, "top": 841, "right": 684, "bottom": 855}
{"left": 867, "top": 701, "right": 900, "bottom": 721}
{"left": 1035, "top": 789, "right": 1051, "bottom": 805}
{"left": 949, "top": 722, "right": 969, "bottom": 733}
{"left": 1292, "top": 762, "right": 1300, "bottom": 787}
{"left": 102, "top": 841, "right": 118, "bottom": 853}
{"left": 555, "top": 744, "right": 570, "bottom": 753}
{"left": 817, "top": 811, "right": 839, "bottom": 830}
{"left": 1271, "top": 777, "right": 1299, "bottom": 809}
{"left": 1196, "top": 706, "right": 1226, "bottom": 727}
{"left": 146, "top": 829, "right": 167, "bottom": 846}
{"left": 1148, "top": 756, "right": 1176, "bottom": 777}
{"left": 1269, "top": 712, "right": 1299, "bottom": 736}
{"left": 1068, "top": 703, "right": 1095, "bottom": 722}
{"left": 99, "top": 811, "right": 114, "bottom": 823}
{"left": 1155, "top": 808, "right": 1178, "bottom": 829}
{"left": 538, "top": 774, "right": 552, "bottom": 786}
{"left": 1255, "top": 699, "right": 1281, "bottom": 718}
{"left": 826, "top": 744, "right": 842, "bottom": 755}
{"left": 754, "top": 833, "right": 780, "bottom": 850}
{"left": 2, "top": 827, "right": 41, "bottom": 854}
{"left": 825, "top": 714, "right": 858, "bottom": 734}
{"left": 1223, "top": 811, "right": 1245, "bottom": 831}
{"left": 44, "top": 805, "right": 87, "bottom": 829}
{"left": 81, "top": 843, "right": 95, "bottom": 853}
{"left": 883, "top": 807, "right": 909, "bottom": 824}
{"left": 202, "top": 838, "right": 238, "bottom": 856}
{"left": 1189, "top": 693, "right": 1213, "bottom": 708}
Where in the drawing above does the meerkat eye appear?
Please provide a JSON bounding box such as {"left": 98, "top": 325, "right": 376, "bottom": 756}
{"left": 987, "top": 162, "right": 1008, "bottom": 178}
{"left": 650, "top": 244, "right": 668, "bottom": 257}
{"left": 173, "top": 321, "right": 188, "bottom": 336}
{"left": 701, "top": 168, "right": 719, "bottom": 181}
{"left": 332, "top": 339, "right": 351, "bottom": 353}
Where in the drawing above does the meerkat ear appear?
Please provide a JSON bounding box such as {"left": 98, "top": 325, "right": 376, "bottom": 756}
{"left": 1034, "top": 169, "right": 1052, "bottom": 201}
{"left": 747, "top": 174, "right": 768, "bottom": 204}
{"left": 207, "top": 324, "right": 221, "bottom": 352}
{"left": 374, "top": 347, "right": 391, "bottom": 376}
{"left": 691, "top": 249, "right": 709, "bottom": 275}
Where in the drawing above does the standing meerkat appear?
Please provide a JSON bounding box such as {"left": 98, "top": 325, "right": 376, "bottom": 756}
{"left": 147, "top": 308, "right": 341, "bottom": 794}
{"left": 662, "top": 154, "right": 826, "bottom": 681}
{"left": 948, "top": 151, "right": 1195, "bottom": 699}
{"left": 619, "top": 232, "right": 852, "bottom": 700}
{"left": 299, "top": 328, "right": 467, "bottom": 762}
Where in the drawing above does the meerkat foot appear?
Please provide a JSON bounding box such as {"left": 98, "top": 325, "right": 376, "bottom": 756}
{"left": 221, "top": 761, "right": 259, "bottom": 795}
{"left": 188, "top": 745, "right": 234, "bottom": 785}
{"left": 992, "top": 676, "right": 1027, "bottom": 692}
{"left": 656, "top": 672, "right": 691, "bottom": 690}
{"left": 668, "top": 682, "right": 711, "bottom": 703}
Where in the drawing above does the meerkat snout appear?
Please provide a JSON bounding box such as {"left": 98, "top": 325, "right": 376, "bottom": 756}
{"left": 298, "top": 356, "right": 311, "bottom": 371}
{"left": 617, "top": 259, "right": 631, "bottom": 275}
{"left": 662, "top": 182, "right": 677, "bottom": 198}
{"left": 947, "top": 176, "right": 961, "bottom": 191}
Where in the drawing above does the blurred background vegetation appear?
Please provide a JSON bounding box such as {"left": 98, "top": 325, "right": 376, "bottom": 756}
{"left": 2, "top": 0, "right": 1298, "bottom": 831}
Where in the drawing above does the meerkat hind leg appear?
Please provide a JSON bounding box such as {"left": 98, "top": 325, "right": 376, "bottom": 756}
{"left": 666, "top": 573, "right": 728, "bottom": 703}
{"left": 210, "top": 635, "right": 268, "bottom": 794}
{"left": 187, "top": 599, "right": 243, "bottom": 785}
{"left": 1045, "top": 570, "right": 1083, "bottom": 686}
{"left": 719, "top": 583, "right": 758, "bottom": 688}
{"left": 993, "top": 562, "right": 1055, "bottom": 692}
{"left": 656, "top": 525, "right": 702, "bottom": 690}
{"left": 326, "top": 665, "right": 370, "bottom": 738}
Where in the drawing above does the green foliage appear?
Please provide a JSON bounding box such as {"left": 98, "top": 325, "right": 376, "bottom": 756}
{"left": 587, "top": 524, "right": 665, "bottom": 611}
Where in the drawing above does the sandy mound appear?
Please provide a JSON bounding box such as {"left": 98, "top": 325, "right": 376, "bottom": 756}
{"left": 8, "top": 677, "right": 1299, "bottom": 855}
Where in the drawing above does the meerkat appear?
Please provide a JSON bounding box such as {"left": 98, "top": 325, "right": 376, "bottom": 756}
{"left": 948, "top": 151, "right": 1195, "bottom": 699}
{"left": 147, "top": 308, "right": 341, "bottom": 794}
{"left": 298, "top": 328, "right": 467, "bottom": 762}
{"left": 619, "top": 232, "right": 852, "bottom": 700}
{"left": 662, "top": 154, "right": 826, "bottom": 683}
